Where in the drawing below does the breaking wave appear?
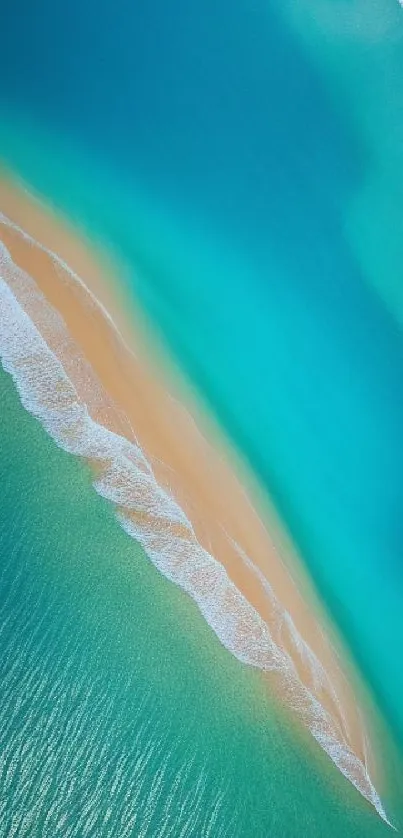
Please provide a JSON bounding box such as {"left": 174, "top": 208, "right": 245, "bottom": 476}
{"left": 0, "top": 211, "right": 393, "bottom": 826}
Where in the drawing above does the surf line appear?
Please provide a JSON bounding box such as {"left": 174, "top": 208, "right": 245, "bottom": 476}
{"left": 0, "top": 213, "right": 393, "bottom": 826}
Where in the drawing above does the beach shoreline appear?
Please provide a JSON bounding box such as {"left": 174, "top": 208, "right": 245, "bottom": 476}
{"left": 0, "top": 171, "right": 390, "bottom": 822}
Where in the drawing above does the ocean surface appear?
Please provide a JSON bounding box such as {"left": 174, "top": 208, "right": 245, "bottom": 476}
{"left": 1, "top": 0, "right": 403, "bottom": 832}
{"left": 0, "top": 362, "right": 401, "bottom": 837}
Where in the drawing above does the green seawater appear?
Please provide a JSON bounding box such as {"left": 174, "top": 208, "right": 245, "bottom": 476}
{"left": 0, "top": 363, "right": 402, "bottom": 837}
{"left": 1, "top": 110, "right": 403, "bottom": 759}
{"left": 1, "top": 2, "right": 403, "bottom": 828}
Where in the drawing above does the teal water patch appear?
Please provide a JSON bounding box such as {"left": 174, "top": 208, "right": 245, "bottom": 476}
{"left": 0, "top": 0, "right": 403, "bottom": 814}
{"left": 0, "top": 0, "right": 360, "bottom": 246}
{"left": 1, "top": 111, "right": 403, "bottom": 767}
{"left": 0, "top": 363, "right": 401, "bottom": 836}
{"left": 276, "top": 1, "right": 403, "bottom": 328}
{"left": 2, "top": 213, "right": 397, "bottom": 815}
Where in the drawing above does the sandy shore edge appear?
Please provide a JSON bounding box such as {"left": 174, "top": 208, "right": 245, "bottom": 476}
{"left": 0, "top": 172, "right": 390, "bottom": 822}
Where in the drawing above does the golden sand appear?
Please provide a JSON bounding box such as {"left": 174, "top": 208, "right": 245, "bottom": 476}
{"left": 0, "top": 173, "right": 384, "bottom": 809}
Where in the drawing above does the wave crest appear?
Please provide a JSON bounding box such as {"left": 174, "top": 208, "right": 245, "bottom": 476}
{"left": 0, "top": 216, "right": 392, "bottom": 826}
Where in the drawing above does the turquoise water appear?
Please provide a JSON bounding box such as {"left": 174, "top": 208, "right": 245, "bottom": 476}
{"left": 0, "top": 359, "right": 401, "bottom": 837}
{"left": 1, "top": 0, "right": 403, "bottom": 829}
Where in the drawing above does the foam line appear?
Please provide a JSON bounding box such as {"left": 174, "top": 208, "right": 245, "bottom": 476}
{"left": 0, "top": 219, "right": 393, "bottom": 826}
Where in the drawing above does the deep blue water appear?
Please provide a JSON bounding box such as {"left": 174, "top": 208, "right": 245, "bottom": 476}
{"left": 1, "top": 0, "right": 403, "bottom": 766}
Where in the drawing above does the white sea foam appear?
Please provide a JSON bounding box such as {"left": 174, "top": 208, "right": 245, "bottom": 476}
{"left": 0, "top": 216, "right": 393, "bottom": 826}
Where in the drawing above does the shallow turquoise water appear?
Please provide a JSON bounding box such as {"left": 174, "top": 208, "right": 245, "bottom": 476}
{"left": 1, "top": 0, "right": 403, "bottom": 829}
{"left": 1, "top": 106, "right": 403, "bottom": 757}
{"left": 1, "top": 362, "right": 401, "bottom": 837}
